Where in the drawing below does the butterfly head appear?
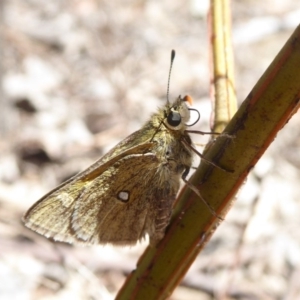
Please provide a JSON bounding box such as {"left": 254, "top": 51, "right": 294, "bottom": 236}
{"left": 164, "top": 95, "right": 193, "bottom": 131}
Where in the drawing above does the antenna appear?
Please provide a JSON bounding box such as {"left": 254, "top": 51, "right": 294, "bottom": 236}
{"left": 167, "top": 49, "right": 176, "bottom": 104}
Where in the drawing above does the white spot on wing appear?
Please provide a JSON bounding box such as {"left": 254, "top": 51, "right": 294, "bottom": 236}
{"left": 117, "top": 191, "right": 129, "bottom": 202}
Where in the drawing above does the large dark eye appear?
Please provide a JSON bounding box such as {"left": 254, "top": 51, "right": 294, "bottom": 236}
{"left": 167, "top": 111, "right": 181, "bottom": 127}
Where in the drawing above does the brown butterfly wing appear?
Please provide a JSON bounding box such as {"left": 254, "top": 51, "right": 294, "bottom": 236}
{"left": 72, "top": 152, "right": 161, "bottom": 245}
{"left": 74, "top": 151, "right": 180, "bottom": 246}
{"left": 23, "top": 142, "right": 178, "bottom": 245}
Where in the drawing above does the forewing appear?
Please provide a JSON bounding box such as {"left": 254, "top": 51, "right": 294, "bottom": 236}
{"left": 72, "top": 152, "right": 160, "bottom": 245}
{"left": 23, "top": 142, "right": 155, "bottom": 244}
{"left": 23, "top": 182, "right": 86, "bottom": 243}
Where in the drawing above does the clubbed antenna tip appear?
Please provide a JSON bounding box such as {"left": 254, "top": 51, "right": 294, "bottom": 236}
{"left": 171, "top": 49, "right": 175, "bottom": 62}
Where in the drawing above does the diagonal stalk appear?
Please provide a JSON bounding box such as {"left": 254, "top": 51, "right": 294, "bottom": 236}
{"left": 116, "top": 10, "right": 300, "bottom": 300}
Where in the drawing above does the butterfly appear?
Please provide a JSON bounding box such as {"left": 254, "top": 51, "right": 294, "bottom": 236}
{"left": 23, "top": 50, "right": 212, "bottom": 246}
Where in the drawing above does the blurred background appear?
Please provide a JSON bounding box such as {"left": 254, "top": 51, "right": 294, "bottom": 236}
{"left": 1, "top": 0, "right": 300, "bottom": 299}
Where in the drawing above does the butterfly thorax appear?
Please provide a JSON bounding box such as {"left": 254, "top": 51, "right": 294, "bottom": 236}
{"left": 143, "top": 96, "right": 193, "bottom": 185}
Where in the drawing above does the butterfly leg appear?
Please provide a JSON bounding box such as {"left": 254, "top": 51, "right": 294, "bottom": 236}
{"left": 181, "top": 167, "right": 223, "bottom": 220}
